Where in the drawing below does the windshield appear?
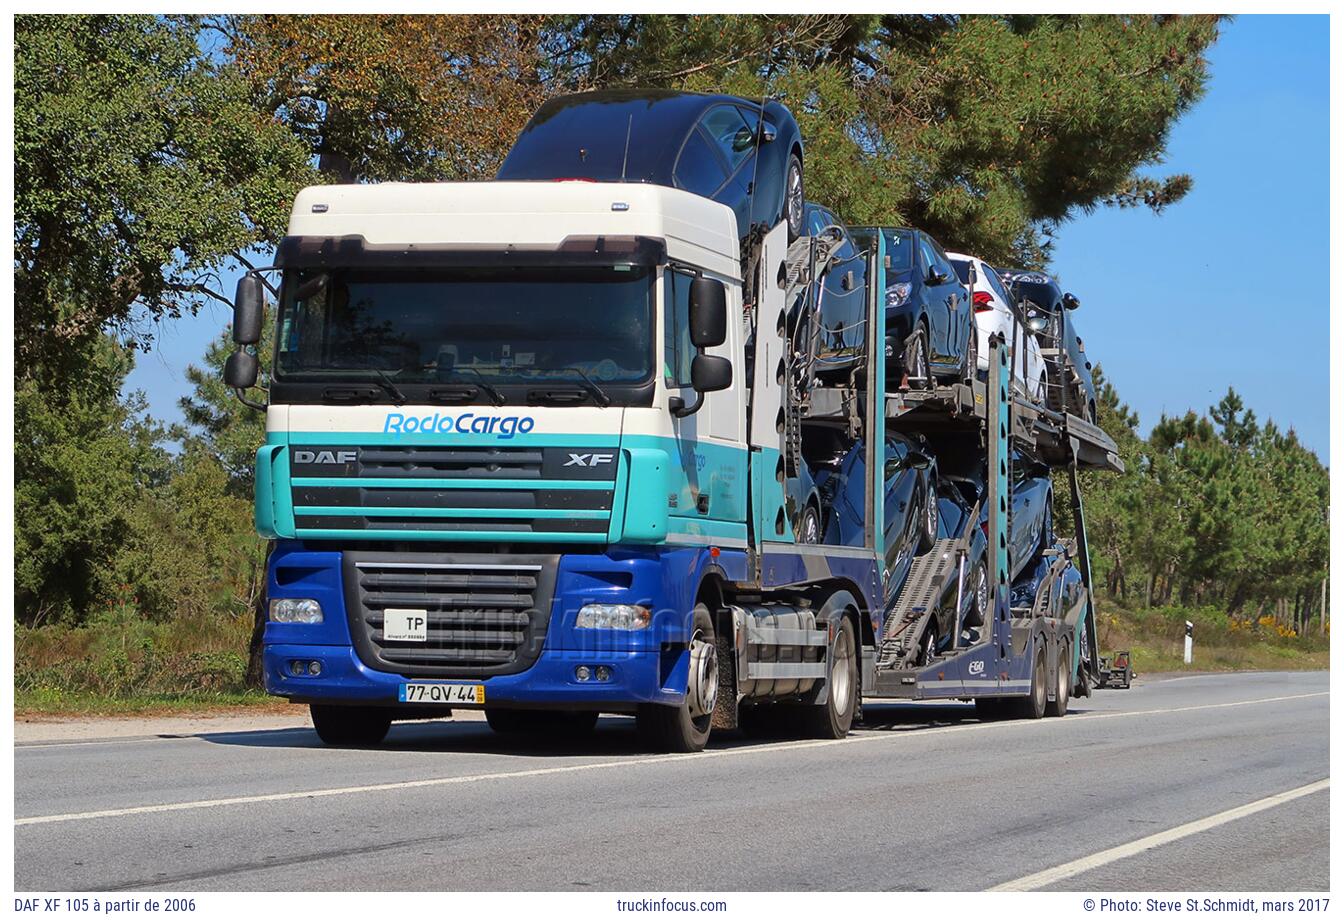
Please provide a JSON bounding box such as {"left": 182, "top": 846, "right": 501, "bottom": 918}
{"left": 274, "top": 265, "right": 655, "bottom": 396}
{"left": 882, "top": 230, "right": 915, "bottom": 272}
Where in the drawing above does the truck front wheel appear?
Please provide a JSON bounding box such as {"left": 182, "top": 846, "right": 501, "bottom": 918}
{"left": 310, "top": 704, "right": 392, "bottom": 747}
{"left": 637, "top": 605, "right": 716, "bottom": 753}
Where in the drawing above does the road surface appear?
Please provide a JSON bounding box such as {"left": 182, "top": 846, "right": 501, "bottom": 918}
{"left": 14, "top": 670, "right": 1328, "bottom": 891}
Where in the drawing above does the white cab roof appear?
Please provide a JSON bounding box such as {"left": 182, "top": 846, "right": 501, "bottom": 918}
{"left": 287, "top": 181, "right": 741, "bottom": 281}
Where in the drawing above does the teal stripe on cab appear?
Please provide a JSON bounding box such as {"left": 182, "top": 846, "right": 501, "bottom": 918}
{"left": 295, "top": 529, "right": 609, "bottom": 544}
{"left": 294, "top": 506, "right": 608, "bottom": 520}
{"left": 282, "top": 431, "right": 621, "bottom": 447}
{"left": 291, "top": 477, "right": 613, "bottom": 490}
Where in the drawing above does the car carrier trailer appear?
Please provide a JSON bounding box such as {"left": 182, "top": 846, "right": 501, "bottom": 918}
{"left": 224, "top": 179, "right": 1122, "bottom": 752}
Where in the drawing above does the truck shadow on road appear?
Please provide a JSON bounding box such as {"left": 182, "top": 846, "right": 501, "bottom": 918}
{"left": 186, "top": 703, "right": 1104, "bottom": 756}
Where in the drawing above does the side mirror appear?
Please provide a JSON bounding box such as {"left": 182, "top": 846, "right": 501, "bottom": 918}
{"left": 689, "top": 277, "right": 727, "bottom": 347}
{"left": 233, "top": 275, "right": 265, "bottom": 345}
{"left": 927, "top": 266, "right": 947, "bottom": 286}
{"left": 759, "top": 122, "right": 777, "bottom": 143}
{"left": 224, "top": 349, "right": 259, "bottom": 389}
{"left": 1063, "top": 292, "right": 1081, "bottom": 310}
{"left": 690, "top": 354, "right": 732, "bottom": 393}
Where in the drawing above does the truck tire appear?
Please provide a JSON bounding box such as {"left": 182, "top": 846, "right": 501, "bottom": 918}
{"left": 310, "top": 704, "right": 392, "bottom": 747}
{"left": 799, "top": 615, "right": 859, "bottom": 739}
{"left": 486, "top": 709, "right": 599, "bottom": 735}
{"left": 1046, "top": 649, "right": 1070, "bottom": 717}
{"left": 636, "top": 605, "right": 716, "bottom": 753}
{"left": 1014, "top": 647, "right": 1048, "bottom": 719}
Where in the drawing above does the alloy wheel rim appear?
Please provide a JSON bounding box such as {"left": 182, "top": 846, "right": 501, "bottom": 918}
{"left": 830, "top": 624, "right": 854, "bottom": 714}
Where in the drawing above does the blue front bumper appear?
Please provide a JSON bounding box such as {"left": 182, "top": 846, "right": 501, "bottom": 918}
{"left": 265, "top": 643, "right": 680, "bottom": 709}
{"left": 262, "top": 540, "right": 745, "bottom": 710}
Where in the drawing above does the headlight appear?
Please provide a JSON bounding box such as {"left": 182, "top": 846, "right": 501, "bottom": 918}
{"left": 270, "top": 598, "right": 324, "bottom": 624}
{"left": 885, "top": 282, "right": 912, "bottom": 308}
{"left": 575, "top": 603, "right": 651, "bottom": 630}
{"left": 1026, "top": 315, "right": 1048, "bottom": 332}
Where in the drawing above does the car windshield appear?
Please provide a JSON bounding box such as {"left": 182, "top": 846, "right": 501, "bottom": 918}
{"left": 274, "top": 265, "right": 655, "bottom": 386}
{"left": 882, "top": 229, "right": 915, "bottom": 272}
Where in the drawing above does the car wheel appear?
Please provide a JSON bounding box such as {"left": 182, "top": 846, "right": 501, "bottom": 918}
{"left": 917, "top": 483, "right": 938, "bottom": 553}
{"left": 636, "top": 604, "right": 717, "bottom": 752}
{"left": 966, "top": 559, "right": 990, "bottom": 628}
{"left": 797, "top": 501, "right": 822, "bottom": 545}
{"left": 918, "top": 624, "right": 938, "bottom": 666}
{"left": 310, "top": 704, "right": 391, "bottom": 747}
{"left": 785, "top": 153, "right": 804, "bottom": 242}
{"left": 903, "top": 322, "right": 932, "bottom": 391}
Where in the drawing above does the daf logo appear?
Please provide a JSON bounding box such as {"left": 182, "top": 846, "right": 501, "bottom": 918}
{"left": 564, "top": 452, "right": 614, "bottom": 467}
{"left": 293, "top": 450, "right": 356, "bottom": 465}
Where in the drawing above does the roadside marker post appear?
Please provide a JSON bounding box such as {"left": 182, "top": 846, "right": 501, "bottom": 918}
{"left": 1184, "top": 620, "right": 1193, "bottom": 665}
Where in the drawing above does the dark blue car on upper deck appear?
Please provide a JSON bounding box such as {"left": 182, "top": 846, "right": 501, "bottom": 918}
{"left": 497, "top": 90, "right": 806, "bottom": 246}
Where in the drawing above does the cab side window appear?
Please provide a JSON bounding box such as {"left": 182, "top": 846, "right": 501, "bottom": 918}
{"left": 663, "top": 270, "right": 695, "bottom": 387}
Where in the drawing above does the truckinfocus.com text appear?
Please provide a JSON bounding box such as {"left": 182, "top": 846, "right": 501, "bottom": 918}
{"left": 616, "top": 898, "right": 729, "bottom": 912}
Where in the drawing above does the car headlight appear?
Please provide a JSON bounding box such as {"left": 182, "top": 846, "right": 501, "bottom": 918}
{"left": 1026, "top": 315, "right": 1048, "bottom": 333}
{"left": 270, "top": 598, "right": 324, "bottom": 624}
{"left": 885, "top": 282, "right": 912, "bottom": 308}
{"left": 575, "top": 604, "right": 651, "bottom": 630}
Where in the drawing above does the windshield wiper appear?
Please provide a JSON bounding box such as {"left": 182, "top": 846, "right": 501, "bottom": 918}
{"left": 367, "top": 368, "right": 408, "bottom": 405}
{"left": 441, "top": 367, "right": 506, "bottom": 406}
{"left": 551, "top": 365, "right": 612, "bottom": 408}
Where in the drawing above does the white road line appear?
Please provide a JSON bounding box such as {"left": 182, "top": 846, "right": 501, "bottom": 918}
{"left": 989, "top": 778, "right": 1330, "bottom": 891}
{"left": 15, "top": 690, "right": 1326, "bottom": 827}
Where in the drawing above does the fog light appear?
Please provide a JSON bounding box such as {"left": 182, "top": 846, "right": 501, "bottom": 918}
{"left": 307, "top": 660, "right": 322, "bottom": 676}
{"left": 289, "top": 660, "right": 305, "bottom": 676}
{"left": 575, "top": 666, "right": 592, "bottom": 682}
{"left": 575, "top": 604, "right": 650, "bottom": 630}
{"left": 270, "top": 598, "right": 323, "bottom": 624}
{"left": 595, "top": 666, "right": 612, "bottom": 682}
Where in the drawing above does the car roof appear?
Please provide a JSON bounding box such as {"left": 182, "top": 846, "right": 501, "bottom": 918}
{"left": 497, "top": 90, "right": 766, "bottom": 185}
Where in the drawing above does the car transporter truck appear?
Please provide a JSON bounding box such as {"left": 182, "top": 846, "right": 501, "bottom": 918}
{"left": 222, "top": 175, "right": 1123, "bottom": 753}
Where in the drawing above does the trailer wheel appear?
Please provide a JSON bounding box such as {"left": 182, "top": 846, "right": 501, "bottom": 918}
{"left": 1015, "top": 647, "right": 1048, "bottom": 719}
{"left": 1046, "top": 649, "right": 1070, "bottom": 717}
{"left": 917, "top": 482, "right": 938, "bottom": 553}
{"left": 310, "top": 704, "right": 391, "bottom": 747}
{"left": 636, "top": 604, "right": 716, "bottom": 753}
{"left": 800, "top": 616, "right": 859, "bottom": 739}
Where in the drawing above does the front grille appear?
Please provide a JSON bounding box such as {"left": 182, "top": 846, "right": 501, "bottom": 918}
{"left": 343, "top": 550, "right": 560, "bottom": 677}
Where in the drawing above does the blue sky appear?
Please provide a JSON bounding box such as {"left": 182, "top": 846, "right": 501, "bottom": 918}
{"left": 124, "top": 14, "right": 1331, "bottom": 461}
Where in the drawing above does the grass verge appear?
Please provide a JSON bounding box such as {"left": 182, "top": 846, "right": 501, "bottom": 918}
{"left": 1098, "top": 599, "right": 1329, "bottom": 674}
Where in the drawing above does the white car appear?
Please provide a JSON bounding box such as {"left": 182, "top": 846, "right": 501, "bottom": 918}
{"left": 946, "top": 251, "right": 1045, "bottom": 403}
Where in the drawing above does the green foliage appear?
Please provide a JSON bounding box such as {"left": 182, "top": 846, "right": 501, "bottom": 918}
{"left": 14, "top": 14, "right": 311, "bottom": 373}
{"left": 1081, "top": 368, "right": 1329, "bottom": 628}
{"left": 14, "top": 336, "right": 171, "bottom": 624}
